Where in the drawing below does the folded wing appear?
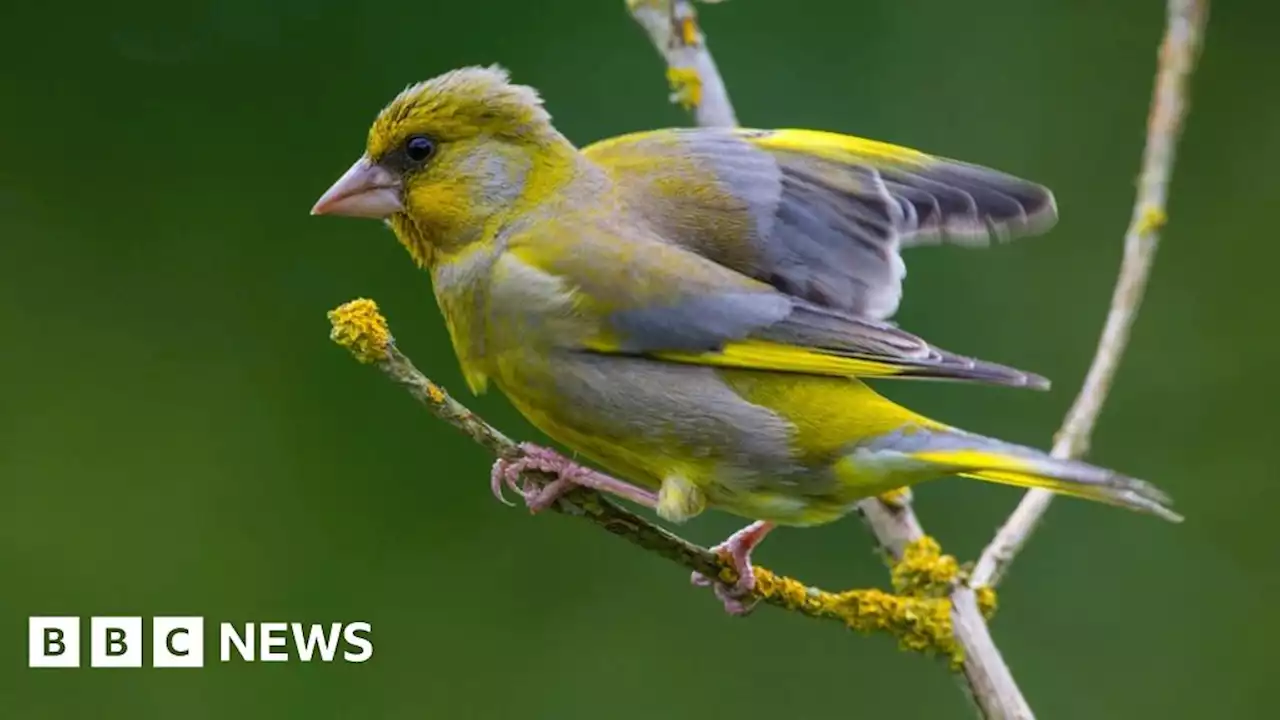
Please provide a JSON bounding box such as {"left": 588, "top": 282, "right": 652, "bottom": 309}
{"left": 504, "top": 231, "right": 1048, "bottom": 389}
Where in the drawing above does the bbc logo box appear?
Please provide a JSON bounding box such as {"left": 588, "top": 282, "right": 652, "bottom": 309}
{"left": 27, "top": 617, "right": 80, "bottom": 668}
{"left": 153, "top": 616, "right": 204, "bottom": 667}
{"left": 29, "top": 616, "right": 204, "bottom": 668}
{"left": 28, "top": 617, "right": 371, "bottom": 667}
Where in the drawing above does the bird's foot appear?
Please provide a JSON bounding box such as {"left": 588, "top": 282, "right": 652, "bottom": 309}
{"left": 491, "top": 444, "right": 589, "bottom": 512}
{"left": 490, "top": 443, "right": 658, "bottom": 513}
{"left": 691, "top": 520, "right": 776, "bottom": 615}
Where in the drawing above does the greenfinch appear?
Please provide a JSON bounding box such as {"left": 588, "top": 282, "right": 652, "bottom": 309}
{"left": 313, "top": 66, "right": 1178, "bottom": 610}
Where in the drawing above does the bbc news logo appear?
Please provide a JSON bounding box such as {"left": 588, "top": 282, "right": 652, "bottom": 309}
{"left": 28, "top": 617, "right": 372, "bottom": 668}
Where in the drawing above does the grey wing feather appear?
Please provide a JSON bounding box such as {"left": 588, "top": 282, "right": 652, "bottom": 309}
{"left": 609, "top": 291, "right": 792, "bottom": 353}
{"left": 588, "top": 128, "right": 1056, "bottom": 321}
{"left": 757, "top": 301, "right": 1051, "bottom": 389}
{"left": 879, "top": 160, "right": 1058, "bottom": 246}
{"left": 577, "top": 240, "right": 1049, "bottom": 389}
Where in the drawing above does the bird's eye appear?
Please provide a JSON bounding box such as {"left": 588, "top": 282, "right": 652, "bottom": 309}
{"left": 405, "top": 135, "right": 436, "bottom": 163}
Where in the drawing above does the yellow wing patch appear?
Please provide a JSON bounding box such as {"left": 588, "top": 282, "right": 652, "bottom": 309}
{"left": 584, "top": 127, "right": 933, "bottom": 168}
{"left": 743, "top": 129, "right": 931, "bottom": 167}
{"left": 651, "top": 338, "right": 916, "bottom": 379}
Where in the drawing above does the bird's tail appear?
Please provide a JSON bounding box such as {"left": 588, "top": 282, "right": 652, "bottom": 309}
{"left": 892, "top": 427, "right": 1181, "bottom": 522}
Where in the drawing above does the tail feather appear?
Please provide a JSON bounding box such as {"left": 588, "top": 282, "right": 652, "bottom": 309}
{"left": 958, "top": 467, "right": 1181, "bottom": 522}
{"left": 896, "top": 430, "right": 1181, "bottom": 522}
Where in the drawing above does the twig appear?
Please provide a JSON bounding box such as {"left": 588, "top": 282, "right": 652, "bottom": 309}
{"left": 627, "top": 2, "right": 1032, "bottom": 717}
{"left": 970, "top": 0, "right": 1209, "bottom": 590}
{"left": 328, "top": 299, "right": 978, "bottom": 660}
{"left": 856, "top": 499, "right": 1023, "bottom": 717}
{"left": 626, "top": 0, "right": 737, "bottom": 127}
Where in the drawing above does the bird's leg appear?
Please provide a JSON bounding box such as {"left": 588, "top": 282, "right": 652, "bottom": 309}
{"left": 491, "top": 442, "right": 658, "bottom": 513}
{"left": 691, "top": 520, "right": 776, "bottom": 615}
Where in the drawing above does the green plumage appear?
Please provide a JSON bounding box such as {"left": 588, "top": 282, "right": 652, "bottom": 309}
{"left": 313, "top": 66, "right": 1179, "bottom": 532}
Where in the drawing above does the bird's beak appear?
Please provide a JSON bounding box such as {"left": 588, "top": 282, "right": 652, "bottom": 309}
{"left": 311, "top": 156, "right": 404, "bottom": 218}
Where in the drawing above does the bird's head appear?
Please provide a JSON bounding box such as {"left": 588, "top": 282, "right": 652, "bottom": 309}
{"left": 312, "top": 65, "right": 570, "bottom": 265}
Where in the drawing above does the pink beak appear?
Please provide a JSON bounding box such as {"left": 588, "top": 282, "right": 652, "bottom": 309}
{"left": 311, "top": 156, "right": 404, "bottom": 218}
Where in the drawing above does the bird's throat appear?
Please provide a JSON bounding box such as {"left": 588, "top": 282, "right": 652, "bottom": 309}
{"left": 387, "top": 213, "right": 437, "bottom": 269}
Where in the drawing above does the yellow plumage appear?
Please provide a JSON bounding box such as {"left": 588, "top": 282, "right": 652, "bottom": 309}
{"left": 312, "top": 66, "right": 1178, "bottom": 602}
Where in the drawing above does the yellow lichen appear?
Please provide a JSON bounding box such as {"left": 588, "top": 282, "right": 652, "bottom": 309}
{"left": 843, "top": 589, "right": 957, "bottom": 660}
{"left": 744, "top": 537, "right": 977, "bottom": 662}
{"left": 892, "top": 536, "right": 960, "bottom": 598}
{"left": 753, "top": 567, "right": 958, "bottom": 662}
{"left": 328, "top": 298, "right": 391, "bottom": 364}
{"left": 424, "top": 381, "right": 446, "bottom": 404}
{"left": 975, "top": 585, "right": 998, "bottom": 619}
{"left": 679, "top": 15, "right": 700, "bottom": 46}
{"left": 877, "top": 486, "right": 913, "bottom": 508}
{"left": 1136, "top": 205, "right": 1167, "bottom": 235}
{"left": 666, "top": 67, "right": 703, "bottom": 110}
{"left": 750, "top": 567, "right": 816, "bottom": 611}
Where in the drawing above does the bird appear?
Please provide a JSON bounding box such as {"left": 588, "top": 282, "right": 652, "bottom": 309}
{"left": 312, "top": 65, "right": 1179, "bottom": 612}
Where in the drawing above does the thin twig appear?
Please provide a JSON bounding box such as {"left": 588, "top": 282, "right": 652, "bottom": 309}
{"left": 627, "top": 2, "right": 1032, "bottom": 717}
{"left": 327, "top": 299, "right": 979, "bottom": 660}
{"left": 970, "top": 0, "right": 1210, "bottom": 590}
{"left": 626, "top": 0, "right": 737, "bottom": 127}
{"left": 855, "top": 499, "right": 1025, "bottom": 717}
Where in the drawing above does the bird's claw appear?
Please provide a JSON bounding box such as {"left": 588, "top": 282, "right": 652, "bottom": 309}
{"left": 490, "top": 444, "right": 660, "bottom": 513}
{"left": 690, "top": 521, "right": 775, "bottom": 616}
{"left": 691, "top": 560, "right": 759, "bottom": 616}
{"left": 490, "top": 443, "right": 586, "bottom": 513}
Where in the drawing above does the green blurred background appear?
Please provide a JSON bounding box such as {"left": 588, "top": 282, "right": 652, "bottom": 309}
{"left": 1, "top": 0, "right": 1275, "bottom": 716}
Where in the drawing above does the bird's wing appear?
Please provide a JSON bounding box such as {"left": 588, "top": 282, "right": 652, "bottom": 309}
{"left": 582, "top": 127, "right": 1056, "bottom": 320}
{"left": 499, "top": 228, "right": 1048, "bottom": 389}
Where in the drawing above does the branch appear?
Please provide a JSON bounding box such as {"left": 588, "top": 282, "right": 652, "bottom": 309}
{"left": 626, "top": 0, "right": 737, "bottom": 127}
{"left": 627, "top": 2, "right": 1029, "bottom": 717}
{"left": 970, "top": 0, "right": 1210, "bottom": 590}
{"left": 855, "top": 498, "right": 1020, "bottom": 717}
{"left": 328, "top": 299, "right": 981, "bottom": 660}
